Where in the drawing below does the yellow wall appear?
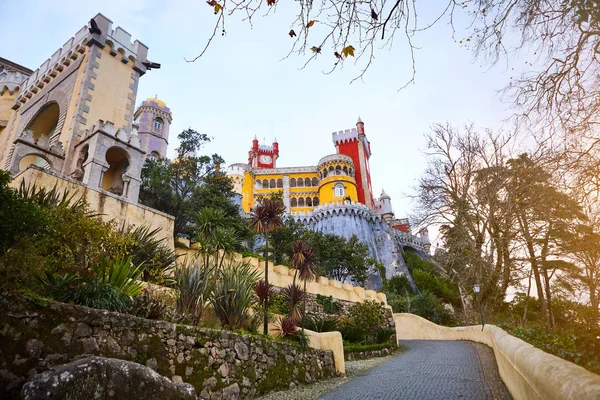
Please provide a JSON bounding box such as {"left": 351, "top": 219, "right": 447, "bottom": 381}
{"left": 0, "top": 90, "right": 17, "bottom": 123}
{"left": 84, "top": 46, "right": 134, "bottom": 131}
{"left": 319, "top": 175, "right": 358, "bottom": 204}
{"left": 393, "top": 313, "right": 600, "bottom": 400}
{"left": 241, "top": 171, "right": 254, "bottom": 212}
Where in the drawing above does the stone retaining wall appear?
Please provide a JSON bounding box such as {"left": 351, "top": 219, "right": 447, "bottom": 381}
{"left": 0, "top": 295, "right": 336, "bottom": 399}
{"left": 344, "top": 347, "right": 395, "bottom": 361}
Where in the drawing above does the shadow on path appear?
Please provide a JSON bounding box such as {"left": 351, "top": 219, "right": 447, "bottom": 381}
{"left": 319, "top": 340, "right": 512, "bottom": 400}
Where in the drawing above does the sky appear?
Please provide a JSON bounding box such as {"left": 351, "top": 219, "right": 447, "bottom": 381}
{"left": 1, "top": 1, "right": 527, "bottom": 246}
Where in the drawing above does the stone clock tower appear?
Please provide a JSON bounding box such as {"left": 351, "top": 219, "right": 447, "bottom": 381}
{"left": 248, "top": 137, "right": 279, "bottom": 169}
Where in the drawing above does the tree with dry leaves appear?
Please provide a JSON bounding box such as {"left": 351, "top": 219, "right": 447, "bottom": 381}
{"left": 189, "top": 1, "right": 599, "bottom": 135}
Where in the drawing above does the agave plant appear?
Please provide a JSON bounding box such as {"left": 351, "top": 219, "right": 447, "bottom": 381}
{"left": 175, "top": 256, "right": 215, "bottom": 325}
{"left": 37, "top": 271, "right": 80, "bottom": 302}
{"left": 282, "top": 284, "right": 306, "bottom": 324}
{"left": 211, "top": 261, "right": 260, "bottom": 330}
{"left": 124, "top": 225, "right": 179, "bottom": 282}
{"left": 249, "top": 198, "right": 286, "bottom": 335}
{"left": 18, "top": 181, "right": 87, "bottom": 212}
{"left": 100, "top": 256, "right": 145, "bottom": 297}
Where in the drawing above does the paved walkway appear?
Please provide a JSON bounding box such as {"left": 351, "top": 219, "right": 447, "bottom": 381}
{"left": 319, "top": 340, "right": 512, "bottom": 400}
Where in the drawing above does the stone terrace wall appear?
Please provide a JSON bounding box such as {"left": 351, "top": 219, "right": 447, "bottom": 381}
{"left": 0, "top": 295, "right": 336, "bottom": 399}
{"left": 175, "top": 242, "right": 389, "bottom": 306}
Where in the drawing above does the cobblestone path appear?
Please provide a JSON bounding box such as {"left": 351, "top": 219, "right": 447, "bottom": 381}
{"left": 319, "top": 340, "right": 512, "bottom": 400}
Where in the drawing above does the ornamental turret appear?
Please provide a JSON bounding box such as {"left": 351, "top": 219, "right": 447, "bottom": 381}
{"left": 134, "top": 97, "right": 172, "bottom": 159}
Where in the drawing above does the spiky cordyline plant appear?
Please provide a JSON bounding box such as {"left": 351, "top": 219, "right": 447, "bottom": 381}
{"left": 275, "top": 316, "right": 298, "bottom": 338}
{"left": 254, "top": 279, "right": 275, "bottom": 311}
{"left": 123, "top": 225, "right": 179, "bottom": 282}
{"left": 211, "top": 261, "right": 260, "bottom": 330}
{"left": 249, "top": 198, "right": 286, "bottom": 335}
{"left": 290, "top": 240, "right": 317, "bottom": 331}
{"left": 283, "top": 283, "right": 306, "bottom": 324}
{"left": 175, "top": 256, "right": 215, "bottom": 325}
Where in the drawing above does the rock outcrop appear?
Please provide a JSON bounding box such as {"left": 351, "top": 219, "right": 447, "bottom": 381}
{"left": 22, "top": 356, "right": 196, "bottom": 400}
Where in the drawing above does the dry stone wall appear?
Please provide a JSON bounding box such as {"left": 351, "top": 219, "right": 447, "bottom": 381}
{"left": 0, "top": 295, "right": 336, "bottom": 399}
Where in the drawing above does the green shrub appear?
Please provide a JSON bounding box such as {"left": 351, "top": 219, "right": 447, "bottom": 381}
{"left": 304, "top": 316, "right": 340, "bottom": 332}
{"left": 349, "top": 300, "right": 386, "bottom": 344}
{"left": 0, "top": 171, "right": 47, "bottom": 256}
{"left": 410, "top": 292, "right": 457, "bottom": 326}
{"left": 509, "top": 326, "right": 600, "bottom": 374}
{"left": 71, "top": 278, "right": 132, "bottom": 312}
{"left": 210, "top": 262, "right": 260, "bottom": 330}
{"left": 384, "top": 275, "right": 412, "bottom": 296}
{"left": 316, "top": 294, "right": 342, "bottom": 314}
{"left": 37, "top": 271, "right": 80, "bottom": 303}
{"left": 339, "top": 325, "right": 366, "bottom": 343}
{"left": 269, "top": 293, "right": 290, "bottom": 315}
{"left": 375, "top": 327, "right": 396, "bottom": 344}
{"left": 128, "top": 290, "right": 168, "bottom": 320}
{"left": 344, "top": 342, "right": 396, "bottom": 353}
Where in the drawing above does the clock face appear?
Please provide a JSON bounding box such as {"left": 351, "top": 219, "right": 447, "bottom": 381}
{"left": 259, "top": 155, "right": 272, "bottom": 164}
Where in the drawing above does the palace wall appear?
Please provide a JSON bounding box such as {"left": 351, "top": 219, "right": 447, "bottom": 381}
{"left": 10, "top": 166, "right": 174, "bottom": 246}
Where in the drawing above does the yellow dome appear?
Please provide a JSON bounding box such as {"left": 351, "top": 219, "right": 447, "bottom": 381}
{"left": 146, "top": 97, "right": 166, "bottom": 108}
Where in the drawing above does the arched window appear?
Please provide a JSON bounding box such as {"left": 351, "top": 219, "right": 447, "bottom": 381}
{"left": 153, "top": 118, "right": 163, "bottom": 132}
{"left": 297, "top": 178, "right": 304, "bottom": 187}
{"left": 313, "top": 197, "right": 319, "bottom": 206}
{"left": 298, "top": 197, "right": 305, "bottom": 207}
{"left": 334, "top": 183, "right": 345, "bottom": 198}
{"left": 102, "top": 147, "right": 130, "bottom": 196}
{"left": 306, "top": 197, "right": 313, "bottom": 207}
{"left": 270, "top": 179, "right": 276, "bottom": 188}
{"left": 262, "top": 179, "right": 269, "bottom": 188}
{"left": 335, "top": 165, "right": 342, "bottom": 175}
{"left": 323, "top": 170, "right": 328, "bottom": 178}
{"left": 328, "top": 166, "right": 334, "bottom": 173}
{"left": 277, "top": 179, "right": 283, "bottom": 188}
{"left": 349, "top": 168, "right": 353, "bottom": 177}
{"left": 343, "top": 166, "right": 348, "bottom": 175}
{"left": 290, "top": 178, "right": 296, "bottom": 187}
{"left": 255, "top": 180, "right": 262, "bottom": 189}
{"left": 304, "top": 178, "right": 311, "bottom": 187}
{"left": 148, "top": 151, "right": 160, "bottom": 161}
{"left": 311, "top": 177, "right": 318, "bottom": 186}
{"left": 28, "top": 102, "right": 60, "bottom": 141}
{"left": 291, "top": 198, "right": 298, "bottom": 207}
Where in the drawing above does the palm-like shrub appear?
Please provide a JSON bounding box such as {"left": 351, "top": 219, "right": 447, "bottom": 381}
{"left": 70, "top": 256, "right": 144, "bottom": 312}
{"left": 255, "top": 279, "right": 275, "bottom": 322}
{"left": 100, "top": 256, "right": 145, "bottom": 297}
{"left": 304, "top": 316, "right": 340, "bottom": 333}
{"left": 124, "top": 225, "right": 178, "bottom": 283}
{"left": 175, "top": 257, "right": 215, "bottom": 325}
{"left": 290, "top": 240, "right": 317, "bottom": 330}
{"left": 274, "top": 316, "right": 298, "bottom": 338}
{"left": 37, "top": 271, "right": 80, "bottom": 302}
{"left": 282, "top": 284, "right": 305, "bottom": 323}
{"left": 211, "top": 262, "right": 260, "bottom": 330}
{"left": 249, "top": 198, "right": 286, "bottom": 335}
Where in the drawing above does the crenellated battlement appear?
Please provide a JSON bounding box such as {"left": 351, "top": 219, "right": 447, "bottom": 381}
{"left": 258, "top": 144, "right": 275, "bottom": 153}
{"left": 332, "top": 128, "right": 359, "bottom": 144}
{"left": 13, "top": 13, "right": 149, "bottom": 110}
{"left": 227, "top": 163, "right": 251, "bottom": 175}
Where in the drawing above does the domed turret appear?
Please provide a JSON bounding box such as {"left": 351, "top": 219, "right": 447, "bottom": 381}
{"left": 134, "top": 96, "right": 172, "bottom": 159}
